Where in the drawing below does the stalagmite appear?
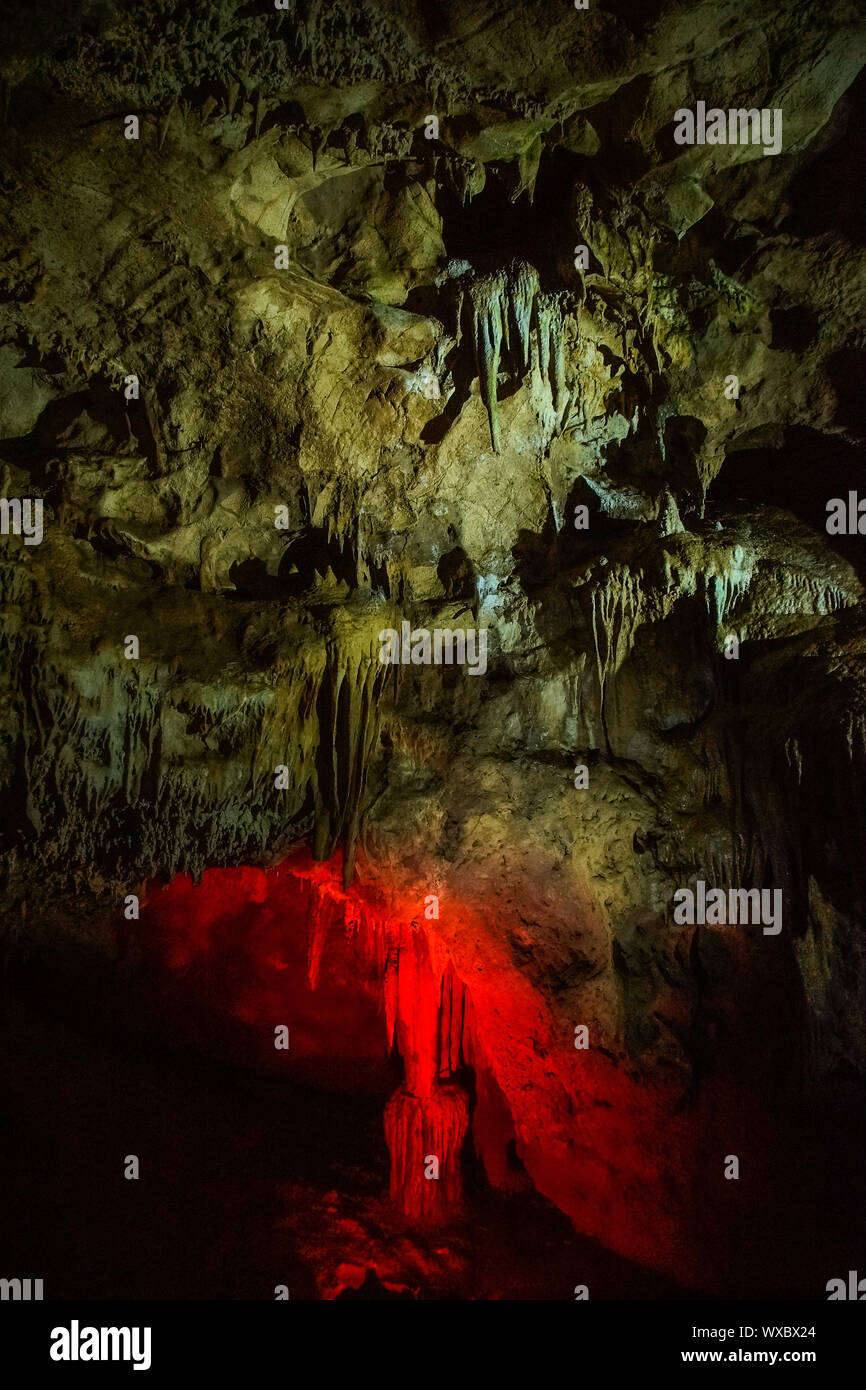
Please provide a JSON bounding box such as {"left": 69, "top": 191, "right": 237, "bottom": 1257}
{"left": 383, "top": 1082, "right": 469, "bottom": 1219}
{"left": 382, "top": 927, "right": 470, "bottom": 1221}
{"left": 294, "top": 864, "right": 474, "bottom": 1221}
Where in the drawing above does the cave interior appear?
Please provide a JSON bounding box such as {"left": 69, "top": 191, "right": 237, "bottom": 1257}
{"left": 0, "top": 0, "right": 865, "bottom": 1301}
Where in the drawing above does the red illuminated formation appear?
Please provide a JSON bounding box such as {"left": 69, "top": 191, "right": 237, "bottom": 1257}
{"left": 306, "top": 858, "right": 475, "bottom": 1218}
{"left": 139, "top": 849, "right": 784, "bottom": 1286}
{"left": 138, "top": 852, "right": 687, "bottom": 1265}
{"left": 142, "top": 853, "right": 485, "bottom": 1223}
{"left": 382, "top": 931, "right": 470, "bottom": 1218}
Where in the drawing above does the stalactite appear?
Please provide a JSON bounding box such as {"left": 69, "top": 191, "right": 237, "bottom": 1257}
{"left": 438, "top": 965, "right": 466, "bottom": 1079}
{"left": 312, "top": 644, "right": 389, "bottom": 886}
{"left": 588, "top": 567, "right": 646, "bottom": 734}
{"left": 535, "top": 291, "right": 552, "bottom": 386}
{"left": 705, "top": 561, "right": 751, "bottom": 627}
{"left": 0, "top": 585, "right": 397, "bottom": 887}
{"left": 516, "top": 132, "right": 542, "bottom": 203}
{"left": 464, "top": 263, "right": 574, "bottom": 452}
{"left": 552, "top": 307, "right": 566, "bottom": 414}
{"left": 305, "top": 885, "right": 333, "bottom": 989}
{"left": 510, "top": 261, "right": 538, "bottom": 374}
{"left": 470, "top": 271, "right": 507, "bottom": 451}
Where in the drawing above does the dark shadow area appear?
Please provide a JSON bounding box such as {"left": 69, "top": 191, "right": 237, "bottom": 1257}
{"left": 663, "top": 413, "right": 708, "bottom": 505}
{"left": 0, "top": 374, "right": 158, "bottom": 495}
{"left": 779, "top": 67, "right": 866, "bottom": 243}
{"left": 227, "top": 524, "right": 393, "bottom": 601}
{"left": 437, "top": 545, "right": 475, "bottom": 600}
{"left": 826, "top": 345, "right": 866, "bottom": 441}
{"left": 769, "top": 304, "right": 819, "bottom": 352}
{"left": 0, "top": 955, "right": 692, "bottom": 1301}
{"left": 710, "top": 426, "right": 865, "bottom": 575}
{"left": 435, "top": 146, "right": 587, "bottom": 286}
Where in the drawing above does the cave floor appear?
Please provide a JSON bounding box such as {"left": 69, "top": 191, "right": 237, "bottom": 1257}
{"left": 0, "top": 989, "right": 691, "bottom": 1301}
